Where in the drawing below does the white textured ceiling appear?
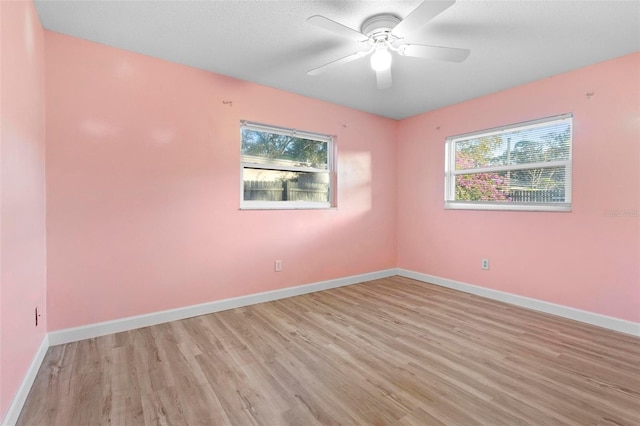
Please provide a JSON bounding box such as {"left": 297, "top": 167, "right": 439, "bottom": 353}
{"left": 34, "top": 0, "right": 640, "bottom": 120}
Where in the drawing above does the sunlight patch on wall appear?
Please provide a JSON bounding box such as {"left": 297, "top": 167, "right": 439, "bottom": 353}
{"left": 24, "top": 5, "right": 34, "bottom": 61}
{"left": 150, "top": 128, "right": 175, "bottom": 145}
{"left": 81, "top": 119, "right": 121, "bottom": 139}
{"left": 339, "top": 151, "right": 372, "bottom": 214}
{"left": 116, "top": 61, "right": 135, "bottom": 79}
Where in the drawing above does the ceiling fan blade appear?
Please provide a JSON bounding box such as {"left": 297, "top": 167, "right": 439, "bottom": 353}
{"left": 376, "top": 67, "right": 393, "bottom": 90}
{"left": 391, "top": 0, "right": 456, "bottom": 39}
{"left": 400, "top": 44, "right": 470, "bottom": 62}
{"left": 307, "top": 51, "right": 369, "bottom": 76}
{"left": 307, "top": 15, "right": 368, "bottom": 42}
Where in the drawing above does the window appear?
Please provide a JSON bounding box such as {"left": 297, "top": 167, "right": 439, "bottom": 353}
{"left": 445, "top": 114, "right": 572, "bottom": 211}
{"left": 240, "top": 121, "right": 334, "bottom": 209}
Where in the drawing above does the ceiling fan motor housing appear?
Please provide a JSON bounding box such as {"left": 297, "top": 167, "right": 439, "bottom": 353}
{"left": 361, "top": 14, "right": 401, "bottom": 39}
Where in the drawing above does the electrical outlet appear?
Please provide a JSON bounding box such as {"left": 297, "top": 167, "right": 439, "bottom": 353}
{"left": 274, "top": 260, "right": 282, "bottom": 272}
{"left": 481, "top": 258, "right": 490, "bottom": 270}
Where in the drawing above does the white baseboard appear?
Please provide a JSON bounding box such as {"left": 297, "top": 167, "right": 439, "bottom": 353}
{"left": 397, "top": 269, "right": 640, "bottom": 337}
{"left": 2, "top": 334, "right": 49, "bottom": 426}
{"left": 48, "top": 268, "right": 398, "bottom": 346}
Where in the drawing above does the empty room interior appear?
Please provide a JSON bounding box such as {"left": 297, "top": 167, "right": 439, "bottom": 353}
{"left": 2, "top": 0, "right": 639, "bottom": 424}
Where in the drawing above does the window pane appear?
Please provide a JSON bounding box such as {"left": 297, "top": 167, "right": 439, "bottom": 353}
{"left": 455, "top": 166, "right": 567, "bottom": 203}
{"left": 241, "top": 129, "right": 328, "bottom": 169}
{"left": 243, "top": 168, "right": 329, "bottom": 202}
{"left": 455, "top": 136, "right": 505, "bottom": 170}
{"left": 455, "top": 120, "right": 571, "bottom": 171}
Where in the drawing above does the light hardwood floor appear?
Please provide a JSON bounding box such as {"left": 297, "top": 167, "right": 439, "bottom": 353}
{"left": 18, "top": 276, "right": 640, "bottom": 425}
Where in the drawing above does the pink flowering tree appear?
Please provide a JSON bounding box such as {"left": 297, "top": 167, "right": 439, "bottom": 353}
{"left": 456, "top": 153, "right": 508, "bottom": 201}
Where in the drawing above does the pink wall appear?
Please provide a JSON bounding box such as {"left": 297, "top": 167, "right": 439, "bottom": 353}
{"left": 0, "top": 0, "right": 47, "bottom": 419}
{"left": 44, "top": 32, "right": 398, "bottom": 331}
{"left": 397, "top": 53, "right": 640, "bottom": 322}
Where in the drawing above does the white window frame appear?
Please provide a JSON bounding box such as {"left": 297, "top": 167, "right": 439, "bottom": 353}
{"left": 240, "top": 121, "right": 335, "bottom": 210}
{"left": 444, "top": 114, "right": 573, "bottom": 212}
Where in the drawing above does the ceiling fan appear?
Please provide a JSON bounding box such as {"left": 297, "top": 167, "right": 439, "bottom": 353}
{"left": 306, "top": 0, "right": 470, "bottom": 89}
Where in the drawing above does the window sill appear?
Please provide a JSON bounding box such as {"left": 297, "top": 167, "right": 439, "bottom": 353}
{"left": 444, "top": 202, "right": 571, "bottom": 212}
{"left": 241, "top": 201, "right": 333, "bottom": 210}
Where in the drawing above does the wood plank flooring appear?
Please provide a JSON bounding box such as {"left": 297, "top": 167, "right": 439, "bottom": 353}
{"left": 18, "top": 276, "right": 640, "bottom": 425}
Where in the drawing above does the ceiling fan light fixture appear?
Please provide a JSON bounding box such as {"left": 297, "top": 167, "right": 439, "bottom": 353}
{"left": 370, "top": 47, "right": 392, "bottom": 71}
{"left": 306, "top": 1, "right": 468, "bottom": 87}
